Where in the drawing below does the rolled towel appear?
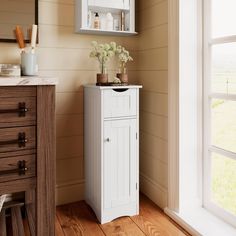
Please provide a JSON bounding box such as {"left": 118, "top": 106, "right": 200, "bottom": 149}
{"left": 0, "top": 195, "right": 7, "bottom": 213}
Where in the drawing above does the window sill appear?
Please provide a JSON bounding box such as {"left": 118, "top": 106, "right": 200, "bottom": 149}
{"left": 164, "top": 207, "right": 236, "bottom": 236}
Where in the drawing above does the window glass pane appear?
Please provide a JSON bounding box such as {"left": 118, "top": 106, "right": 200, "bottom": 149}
{"left": 212, "top": 99, "right": 236, "bottom": 153}
{"left": 211, "top": 153, "right": 236, "bottom": 216}
{"left": 212, "top": 43, "right": 236, "bottom": 94}
{"left": 212, "top": 0, "right": 236, "bottom": 37}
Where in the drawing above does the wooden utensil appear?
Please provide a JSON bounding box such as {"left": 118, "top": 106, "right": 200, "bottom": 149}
{"left": 15, "top": 26, "right": 25, "bottom": 51}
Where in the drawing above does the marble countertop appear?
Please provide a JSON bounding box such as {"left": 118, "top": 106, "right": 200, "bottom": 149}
{"left": 0, "top": 76, "right": 58, "bottom": 86}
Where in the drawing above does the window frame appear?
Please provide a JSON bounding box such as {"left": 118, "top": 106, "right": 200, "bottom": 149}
{"left": 203, "top": 0, "right": 236, "bottom": 227}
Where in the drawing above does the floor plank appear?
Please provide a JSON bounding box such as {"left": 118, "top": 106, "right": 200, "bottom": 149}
{"left": 131, "top": 195, "right": 190, "bottom": 236}
{"left": 56, "top": 195, "right": 190, "bottom": 236}
{"left": 55, "top": 215, "right": 64, "bottom": 236}
{"left": 100, "top": 217, "right": 146, "bottom": 236}
{"left": 57, "top": 201, "right": 105, "bottom": 236}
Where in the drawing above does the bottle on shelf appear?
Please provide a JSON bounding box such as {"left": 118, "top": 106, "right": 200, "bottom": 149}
{"left": 106, "top": 13, "right": 113, "bottom": 31}
{"left": 121, "top": 11, "right": 125, "bottom": 31}
{"left": 88, "top": 10, "right": 92, "bottom": 28}
{"left": 94, "top": 12, "right": 100, "bottom": 29}
{"left": 114, "top": 18, "right": 119, "bottom": 31}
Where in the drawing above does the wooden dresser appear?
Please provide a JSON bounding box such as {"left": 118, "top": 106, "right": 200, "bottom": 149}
{"left": 0, "top": 77, "right": 56, "bottom": 236}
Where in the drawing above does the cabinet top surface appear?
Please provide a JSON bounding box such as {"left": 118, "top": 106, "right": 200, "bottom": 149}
{"left": 84, "top": 84, "right": 142, "bottom": 90}
{"left": 0, "top": 76, "right": 58, "bottom": 86}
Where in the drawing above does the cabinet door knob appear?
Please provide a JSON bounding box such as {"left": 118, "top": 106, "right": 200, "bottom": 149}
{"left": 105, "top": 138, "right": 111, "bottom": 142}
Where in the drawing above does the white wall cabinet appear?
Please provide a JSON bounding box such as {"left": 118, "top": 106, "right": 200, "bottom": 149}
{"left": 84, "top": 85, "right": 142, "bottom": 224}
{"left": 75, "top": 0, "right": 137, "bottom": 36}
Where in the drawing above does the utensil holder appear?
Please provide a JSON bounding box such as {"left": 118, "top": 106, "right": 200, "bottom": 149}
{"left": 21, "top": 52, "right": 38, "bottom": 76}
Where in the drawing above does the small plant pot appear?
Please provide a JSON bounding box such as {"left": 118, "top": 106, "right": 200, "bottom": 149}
{"left": 117, "top": 73, "right": 128, "bottom": 83}
{"left": 97, "top": 74, "right": 108, "bottom": 84}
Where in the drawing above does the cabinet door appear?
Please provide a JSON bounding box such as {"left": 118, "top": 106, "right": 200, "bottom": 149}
{"left": 103, "top": 119, "right": 137, "bottom": 209}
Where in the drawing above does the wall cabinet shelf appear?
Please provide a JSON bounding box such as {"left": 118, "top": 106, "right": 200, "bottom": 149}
{"left": 75, "top": 0, "right": 137, "bottom": 36}
{"left": 84, "top": 85, "right": 142, "bottom": 224}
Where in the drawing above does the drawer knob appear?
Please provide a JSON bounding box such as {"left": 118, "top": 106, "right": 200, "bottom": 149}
{"left": 0, "top": 102, "right": 28, "bottom": 117}
{"left": 105, "top": 138, "right": 111, "bottom": 142}
{"left": 0, "top": 160, "right": 28, "bottom": 176}
{"left": 0, "top": 132, "right": 28, "bottom": 147}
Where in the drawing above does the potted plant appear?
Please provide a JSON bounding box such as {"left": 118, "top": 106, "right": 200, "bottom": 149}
{"left": 90, "top": 41, "right": 116, "bottom": 84}
{"left": 116, "top": 45, "right": 133, "bottom": 83}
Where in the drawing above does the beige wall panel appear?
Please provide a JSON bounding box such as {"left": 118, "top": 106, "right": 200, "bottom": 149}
{"left": 37, "top": 48, "right": 98, "bottom": 71}
{"left": 138, "top": 47, "right": 168, "bottom": 71}
{"left": 56, "top": 92, "right": 83, "bottom": 115}
{"left": 57, "top": 135, "right": 83, "bottom": 160}
{"left": 140, "top": 112, "right": 168, "bottom": 141}
{"left": 140, "top": 132, "right": 168, "bottom": 164}
{"left": 37, "top": 48, "right": 138, "bottom": 71}
{"left": 39, "top": 1, "right": 74, "bottom": 26}
{"left": 140, "top": 91, "right": 168, "bottom": 117}
{"left": 136, "top": 71, "right": 168, "bottom": 94}
{"left": 137, "top": 0, "right": 165, "bottom": 11}
{"left": 140, "top": 174, "right": 167, "bottom": 209}
{"left": 57, "top": 157, "right": 84, "bottom": 184}
{"left": 140, "top": 151, "right": 168, "bottom": 188}
{"left": 39, "top": 70, "right": 96, "bottom": 93}
{"left": 0, "top": 45, "right": 19, "bottom": 64}
{"left": 56, "top": 182, "right": 84, "bottom": 205}
{"left": 139, "top": 24, "right": 168, "bottom": 50}
{"left": 139, "top": 1, "right": 168, "bottom": 31}
{"left": 39, "top": 24, "right": 138, "bottom": 50}
{"left": 56, "top": 114, "right": 83, "bottom": 137}
{"left": 41, "top": 0, "right": 74, "bottom": 5}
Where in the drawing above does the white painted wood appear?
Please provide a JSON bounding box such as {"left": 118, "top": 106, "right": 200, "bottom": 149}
{"left": 210, "top": 35, "right": 236, "bottom": 45}
{"left": 104, "top": 119, "right": 137, "bottom": 208}
{"left": 75, "top": 0, "right": 136, "bottom": 35}
{"left": 88, "top": 0, "right": 129, "bottom": 10}
{"left": 203, "top": 1, "right": 236, "bottom": 227}
{"left": 84, "top": 85, "right": 141, "bottom": 224}
{"left": 103, "top": 88, "right": 137, "bottom": 118}
{"left": 79, "top": 28, "right": 137, "bottom": 36}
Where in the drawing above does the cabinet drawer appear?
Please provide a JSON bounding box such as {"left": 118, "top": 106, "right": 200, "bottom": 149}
{"left": 0, "top": 87, "right": 36, "bottom": 98}
{"left": 0, "top": 97, "right": 36, "bottom": 127}
{"left": 0, "top": 126, "right": 36, "bottom": 153}
{"left": 0, "top": 155, "right": 35, "bottom": 183}
{"left": 103, "top": 88, "right": 137, "bottom": 118}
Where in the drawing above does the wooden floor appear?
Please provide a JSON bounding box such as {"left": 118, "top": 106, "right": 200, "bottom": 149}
{"left": 56, "top": 194, "right": 191, "bottom": 236}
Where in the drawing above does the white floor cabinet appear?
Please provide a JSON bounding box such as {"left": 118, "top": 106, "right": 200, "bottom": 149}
{"left": 84, "top": 85, "right": 142, "bottom": 224}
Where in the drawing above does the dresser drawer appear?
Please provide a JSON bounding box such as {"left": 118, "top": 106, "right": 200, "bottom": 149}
{"left": 103, "top": 88, "right": 137, "bottom": 118}
{"left": 0, "top": 97, "right": 36, "bottom": 127}
{"left": 0, "top": 87, "right": 36, "bottom": 98}
{"left": 0, "top": 155, "right": 35, "bottom": 183}
{"left": 0, "top": 126, "right": 36, "bottom": 153}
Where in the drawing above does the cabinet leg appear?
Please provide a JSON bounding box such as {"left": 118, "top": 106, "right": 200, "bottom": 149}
{"left": 11, "top": 206, "right": 25, "bottom": 236}
{"left": 0, "top": 209, "right": 6, "bottom": 236}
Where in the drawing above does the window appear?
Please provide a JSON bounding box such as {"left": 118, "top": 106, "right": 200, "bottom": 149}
{"left": 203, "top": 0, "right": 236, "bottom": 227}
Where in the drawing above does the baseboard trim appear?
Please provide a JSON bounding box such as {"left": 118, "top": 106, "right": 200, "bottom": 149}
{"left": 56, "top": 180, "right": 85, "bottom": 206}
{"left": 140, "top": 173, "right": 168, "bottom": 209}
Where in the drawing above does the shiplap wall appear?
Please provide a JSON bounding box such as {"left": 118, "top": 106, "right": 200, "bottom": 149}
{"left": 0, "top": 0, "right": 169, "bottom": 209}
{"left": 137, "top": 0, "right": 168, "bottom": 209}
{"left": 0, "top": 0, "right": 138, "bottom": 205}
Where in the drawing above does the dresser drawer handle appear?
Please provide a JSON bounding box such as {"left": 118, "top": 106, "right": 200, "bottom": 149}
{"left": 0, "top": 132, "right": 28, "bottom": 147}
{"left": 0, "top": 160, "right": 28, "bottom": 176}
{"left": 0, "top": 102, "right": 28, "bottom": 117}
{"left": 112, "top": 88, "right": 129, "bottom": 92}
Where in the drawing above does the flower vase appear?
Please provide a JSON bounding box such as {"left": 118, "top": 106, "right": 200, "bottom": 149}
{"left": 97, "top": 65, "right": 108, "bottom": 84}
{"left": 97, "top": 73, "right": 108, "bottom": 84}
{"left": 116, "top": 67, "right": 128, "bottom": 84}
